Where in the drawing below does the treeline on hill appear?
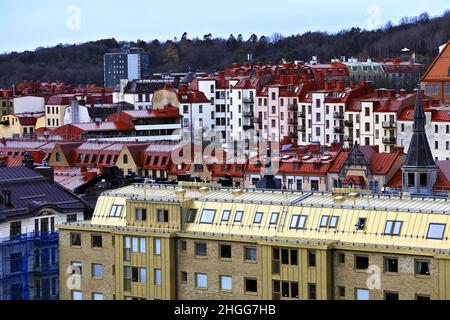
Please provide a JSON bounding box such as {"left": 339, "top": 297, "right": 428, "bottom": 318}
{"left": 0, "top": 11, "right": 449, "bottom": 88}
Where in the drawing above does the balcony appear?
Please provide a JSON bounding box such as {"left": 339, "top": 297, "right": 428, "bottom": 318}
{"left": 254, "top": 117, "right": 262, "bottom": 124}
{"left": 288, "top": 118, "right": 298, "bottom": 125}
{"left": 243, "top": 124, "right": 255, "bottom": 131}
{"left": 382, "top": 137, "right": 397, "bottom": 144}
{"left": 344, "top": 120, "right": 353, "bottom": 128}
{"left": 290, "top": 132, "right": 298, "bottom": 139}
{"left": 382, "top": 121, "right": 396, "bottom": 129}
{"left": 334, "top": 112, "right": 345, "bottom": 119}
{"left": 288, "top": 104, "right": 298, "bottom": 111}
{"left": 243, "top": 97, "right": 255, "bottom": 104}
{"left": 298, "top": 111, "right": 306, "bottom": 118}
{"left": 344, "top": 136, "right": 353, "bottom": 142}
{"left": 243, "top": 111, "right": 255, "bottom": 118}
{"left": 334, "top": 127, "right": 344, "bottom": 134}
{"left": 298, "top": 125, "right": 306, "bottom": 132}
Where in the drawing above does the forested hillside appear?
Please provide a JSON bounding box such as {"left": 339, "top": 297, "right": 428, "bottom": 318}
{"left": 0, "top": 11, "right": 449, "bottom": 88}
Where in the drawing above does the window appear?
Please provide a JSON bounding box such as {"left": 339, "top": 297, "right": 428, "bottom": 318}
{"left": 70, "top": 233, "right": 81, "bottom": 246}
{"left": 254, "top": 212, "right": 263, "bottom": 224}
{"left": 124, "top": 237, "right": 131, "bottom": 261}
{"left": 416, "top": 294, "right": 430, "bottom": 300}
{"left": 221, "top": 210, "right": 231, "bottom": 222}
{"left": 384, "top": 258, "right": 398, "bottom": 273}
{"left": 427, "top": 223, "right": 446, "bottom": 240}
{"left": 355, "top": 217, "right": 367, "bottom": 229}
{"left": 338, "top": 286, "right": 346, "bottom": 298}
{"left": 135, "top": 208, "right": 147, "bottom": 221}
{"left": 355, "top": 256, "right": 369, "bottom": 270}
{"left": 10, "top": 253, "right": 22, "bottom": 273}
{"left": 186, "top": 209, "right": 197, "bottom": 223}
{"left": 415, "top": 260, "right": 430, "bottom": 276}
{"left": 91, "top": 235, "right": 102, "bottom": 248}
{"left": 220, "top": 276, "right": 233, "bottom": 291}
{"left": 10, "top": 221, "right": 21, "bottom": 238}
{"left": 92, "top": 264, "right": 103, "bottom": 278}
{"left": 245, "top": 247, "right": 257, "bottom": 261}
{"left": 329, "top": 216, "right": 339, "bottom": 228}
{"left": 270, "top": 213, "right": 279, "bottom": 225}
{"left": 154, "top": 238, "right": 161, "bottom": 255}
{"left": 181, "top": 271, "right": 188, "bottom": 283}
{"left": 384, "top": 221, "right": 402, "bottom": 236}
{"left": 180, "top": 240, "right": 187, "bottom": 251}
{"left": 220, "top": 244, "right": 232, "bottom": 259}
{"left": 308, "top": 250, "right": 316, "bottom": 267}
{"left": 319, "top": 215, "right": 329, "bottom": 228}
{"left": 157, "top": 209, "right": 169, "bottom": 223}
{"left": 308, "top": 284, "right": 317, "bottom": 300}
{"left": 154, "top": 269, "right": 161, "bottom": 285}
{"left": 71, "top": 261, "right": 82, "bottom": 275}
{"left": 234, "top": 211, "right": 243, "bottom": 222}
{"left": 290, "top": 215, "right": 307, "bottom": 229}
{"left": 338, "top": 253, "right": 345, "bottom": 264}
{"left": 195, "top": 243, "right": 207, "bottom": 257}
{"left": 200, "top": 209, "right": 216, "bottom": 224}
{"left": 67, "top": 214, "right": 77, "bottom": 223}
{"left": 384, "top": 291, "right": 399, "bottom": 300}
{"left": 109, "top": 205, "right": 123, "bottom": 217}
{"left": 356, "top": 288, "right": 370, "bottom": 300}
{"left": 92, "top": 293, "right": 103, "bottom": 300}
{"left": 245, "top": 278, "right": 257, "bottom": 293}
{"left": 71, "top": 291, "right": 83, "bottom": 300}
{"left": 196, "top": 273, "right": 208, "bottom": 289}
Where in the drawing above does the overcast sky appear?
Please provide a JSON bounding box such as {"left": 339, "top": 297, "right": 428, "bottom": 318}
{"left": 0, "top": 0, "right": 448, "bottom": 53}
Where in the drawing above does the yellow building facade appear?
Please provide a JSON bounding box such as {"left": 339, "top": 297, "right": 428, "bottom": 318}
{"left": 58, "top": 185, "right": 450, "bottom": 300}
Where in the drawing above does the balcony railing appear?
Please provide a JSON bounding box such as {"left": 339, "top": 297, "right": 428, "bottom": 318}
{"left": 243, "top": 97, "right": 255, "bottom": 104}
{"left": 334, "top": 112, "right": 345, "bottom": 119}
{"left": 298, "top": 126, "right": 306, "bottom": 132}
{"left": 382, "top": 121, "right": 396, "bottom": 129}
{"left": 243, "top": 111, "right": 255, "bottom": 118}
{"left": 254, "top": 117, "right": 262, "bottom": 124}
{"left": 334, "top": 127, "right": 344, "bottom": 134}
{"left": 344, "top": 120, "right": 353, "bottom": 127}
{"left": 243, "top": 124, "right": 255, "bottom": 130}
{"left": 288, "top": 118, "right": 298, "bottom": 125}
{"left": 298, "top": 111, "right": 306, "bottom": 118}
{"left": 344, "top": 136, "right": 353, "bottom": 142}
{"left": 382, "top": 137, "right": 397, "bottom": 144}
{"left": 288, "top": 104, "right": 298, "bottom": 111}
{"left": 290, "top": 132, "right": 298, "bottom": 139}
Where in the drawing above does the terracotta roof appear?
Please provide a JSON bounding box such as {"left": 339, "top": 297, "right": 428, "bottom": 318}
{"left": 435, "top": 161, "right": 450, "bottom": 190}
{"left": 387, "top": 168, "right": 403, "bottom": 188}
{"left": 422, "top": 40, "right": 450, "bottom": 82}
{"left": 342, "top": 175, "right": 365, "bottom": 185}
{"left": 46, "top": 94, "right": 78, "bottom": 105}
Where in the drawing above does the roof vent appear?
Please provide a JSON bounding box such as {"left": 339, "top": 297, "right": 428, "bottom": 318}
{"left": 199, "top": 187, "right": 209, "bottom": 193}
{"left": 231, "top": 189, "right": 243, "bottom": 196}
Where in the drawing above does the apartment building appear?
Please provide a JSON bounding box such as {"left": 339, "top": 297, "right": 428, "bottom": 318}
{"left": 398, "top": 106, "right": 450, "bottom": 161}
{"left": 0, "top": 113, "right": 45, "bottom": 138}
{"left": 45, "top": 94, "right": 78, "bottom": 129}
{"left": 59, "top": 183, "right": 450, "bottom": 301}
{"left": 0, "top": 166, "right": 89, "bottom": 300}
{"left": 422, "top": 40, "right": 450, "bottom": 104}
{"left": 0, "top": 90, "right": 14, "bottom": 116}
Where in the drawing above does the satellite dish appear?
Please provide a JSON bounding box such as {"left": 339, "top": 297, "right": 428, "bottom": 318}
{"left": 401, "top": 48, "right": 411, "bottom": 52}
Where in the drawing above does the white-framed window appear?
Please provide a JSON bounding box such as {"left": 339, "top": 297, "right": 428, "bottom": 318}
{"left": 220, "top": 275, "right": 233, "bottom": 291}
{"left": 384, "top": 221, "right": 403, "bottom": 236}
{"left": 200, "top": 209, "right": 216, "bottom": 224}
{"left": 109, "top": 205, "right": 123, "bottom": 217}
{"left": 427, "top": 223, "right": 446, "bottom": 240}
{"left": 329, "top": 216, "right": 339, "bottom": 228}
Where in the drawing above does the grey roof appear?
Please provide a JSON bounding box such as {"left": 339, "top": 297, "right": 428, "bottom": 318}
{"left": 403, "top": 85, "right": 436, "bottom": 168}
{"left": 0, "top": 167, "right": 90, "bottom": 222}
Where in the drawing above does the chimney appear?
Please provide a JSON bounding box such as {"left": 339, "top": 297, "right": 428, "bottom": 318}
{"left": 22, "top": 153, "right": 35, "bottom": 170}
{"left": 34, "top": 166, "right": 54, "bottom": 183}
{"left": 163, "top": 83, "right": 173, "bottom": 91}
{"left": 336, "top": 81, "right": 345, "bottom": 91}
{"left": 218, "top": 71, "right": 226, "bottom": 80}
{"left": 388, "top": 89, "right": 397, "bottom": 98}
{"left": 178, "top": 84, "right": 188, "bottom": 93}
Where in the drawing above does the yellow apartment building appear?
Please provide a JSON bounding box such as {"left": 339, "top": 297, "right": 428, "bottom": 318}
{"left": 58, "top": 184, "right": 450, "bottom": 300}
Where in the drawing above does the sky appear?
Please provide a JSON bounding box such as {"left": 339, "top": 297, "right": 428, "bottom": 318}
{"left": 0, "top": 0, "right": 449, "bottom": 53}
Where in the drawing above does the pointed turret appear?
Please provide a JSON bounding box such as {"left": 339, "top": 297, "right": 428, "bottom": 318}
{"left": 402, "top": 84, "right": 438, "bottom": 195}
